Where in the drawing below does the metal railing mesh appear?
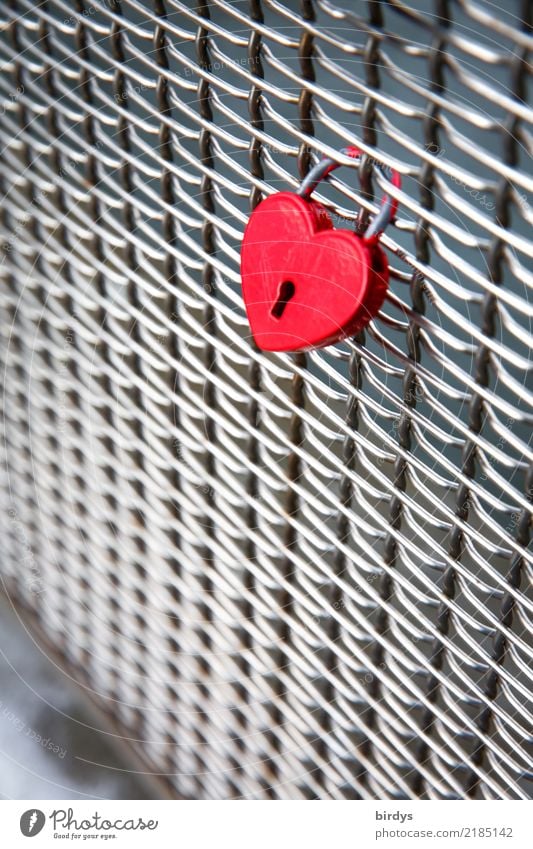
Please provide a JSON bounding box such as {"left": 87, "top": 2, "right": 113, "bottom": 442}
{"left": 0, "top": 0, "right": 532, "bottom": 800}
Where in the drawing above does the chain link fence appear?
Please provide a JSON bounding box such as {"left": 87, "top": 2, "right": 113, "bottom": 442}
{"left": 0, "top": 0, "right": 531, "bottom": 799}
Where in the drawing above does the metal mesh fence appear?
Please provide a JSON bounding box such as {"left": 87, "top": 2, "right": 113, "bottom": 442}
{"left": 0, "top": 0, "right": 532, "bottom": 800}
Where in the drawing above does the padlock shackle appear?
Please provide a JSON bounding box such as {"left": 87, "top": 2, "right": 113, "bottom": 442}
{"left": 296, "top": 146, "right": 401, "bottom": 241}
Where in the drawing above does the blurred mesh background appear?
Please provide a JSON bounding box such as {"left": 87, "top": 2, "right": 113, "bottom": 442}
{"left": 0, "top": 0, "right": 531, "bottom": 800}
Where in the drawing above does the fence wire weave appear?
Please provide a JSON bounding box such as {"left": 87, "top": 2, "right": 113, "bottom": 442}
{"left": 0, "top": 0, "right": 532, "bottom": 800}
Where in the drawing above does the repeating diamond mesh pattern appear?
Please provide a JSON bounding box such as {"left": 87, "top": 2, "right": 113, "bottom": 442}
{"left": 0, "top": 0, "right": 531, "bottom": 800}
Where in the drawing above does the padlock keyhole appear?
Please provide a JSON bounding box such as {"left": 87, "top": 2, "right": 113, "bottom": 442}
{"left": 271, "top": 280, "right": 296, "bottom": 319}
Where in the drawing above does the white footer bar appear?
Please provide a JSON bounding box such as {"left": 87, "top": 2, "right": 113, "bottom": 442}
{"left": 2, "top": 799, "right": 531, "bottom": 848}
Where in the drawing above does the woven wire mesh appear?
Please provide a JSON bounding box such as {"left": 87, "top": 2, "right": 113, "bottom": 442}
{"left": 0, "top": 0, "right": 532, "bottom": 800}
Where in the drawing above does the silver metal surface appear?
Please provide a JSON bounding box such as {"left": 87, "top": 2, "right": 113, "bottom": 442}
{"left": 0, "top": 0, "right": 531, "bottom": 800}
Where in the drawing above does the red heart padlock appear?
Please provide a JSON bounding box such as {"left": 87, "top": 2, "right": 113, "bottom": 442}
{"left": 240, "top": 148, "right": 401, "bottom": 352}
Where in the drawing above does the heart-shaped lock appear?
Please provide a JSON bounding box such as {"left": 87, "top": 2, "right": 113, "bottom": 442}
{"left": 240, "top": 147, "right": 401, "bottom": 352}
